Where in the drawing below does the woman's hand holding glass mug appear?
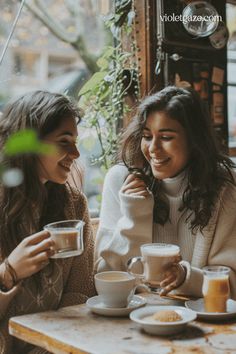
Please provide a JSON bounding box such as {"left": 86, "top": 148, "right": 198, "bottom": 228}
{"left": 3, "top": 231, "right": 55, "bottom": 286}
{"left": 127, "top": 243, "right": 186, "bottom": 295}
{"left": 159, "top": 261, "right": 187, "bottom": 295}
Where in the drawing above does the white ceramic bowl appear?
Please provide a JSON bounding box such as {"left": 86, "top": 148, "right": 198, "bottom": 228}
{"left": 130, "top": 305, "right": 196, "bottom": 336}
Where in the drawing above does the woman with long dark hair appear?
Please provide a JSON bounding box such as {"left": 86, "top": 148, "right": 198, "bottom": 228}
{"left": 95, "top": 86, "right": 236, "bottom": 298}
{"left": 0, "top": 91, "right": 95, "bottom": 353}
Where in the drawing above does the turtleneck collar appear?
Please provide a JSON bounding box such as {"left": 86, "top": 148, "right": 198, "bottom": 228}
{"left": 161, "top": 170, "right": 187, "bottom": 197}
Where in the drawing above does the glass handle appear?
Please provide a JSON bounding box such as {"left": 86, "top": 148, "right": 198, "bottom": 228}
{"left": 127, "top": 256, "right": 144, "bottom": 279}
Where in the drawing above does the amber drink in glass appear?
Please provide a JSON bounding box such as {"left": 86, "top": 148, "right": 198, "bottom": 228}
{"left": 202, "top": 266, "right": 230, "bottom": 313}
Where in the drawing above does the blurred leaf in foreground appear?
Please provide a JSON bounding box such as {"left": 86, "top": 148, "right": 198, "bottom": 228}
{"left": 4, "top": 129, "right": 54, "bottom": 156}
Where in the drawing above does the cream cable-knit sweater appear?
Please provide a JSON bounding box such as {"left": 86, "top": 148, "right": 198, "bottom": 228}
{"left": 0, "top": 187, "right": 95, "bottom": 354}
{"left": 95, "top": 164, "right": 236, "bottom": 299}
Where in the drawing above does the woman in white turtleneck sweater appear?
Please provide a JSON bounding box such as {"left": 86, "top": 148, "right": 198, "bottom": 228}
{"left": 95, "top": 86, "right": 236, "bottom": 298}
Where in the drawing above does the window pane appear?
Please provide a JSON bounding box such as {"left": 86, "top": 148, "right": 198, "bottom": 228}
{"left": 0, "top": 0, "right": 108, "bottom": 216}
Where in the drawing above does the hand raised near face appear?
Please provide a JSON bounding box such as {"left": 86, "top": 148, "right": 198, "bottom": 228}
{"left": 121, "top": 173, "right": 151, "bottom": 197}
{"left": 8, "top": 231, "right": 55, "bottom": 281}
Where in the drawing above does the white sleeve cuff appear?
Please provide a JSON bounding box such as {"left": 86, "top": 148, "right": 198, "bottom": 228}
{"left": 119, "top": 191, "right": 154, "bottom": 218}
{"left": 175, "top": 261, "right": 203, "bottom": 298}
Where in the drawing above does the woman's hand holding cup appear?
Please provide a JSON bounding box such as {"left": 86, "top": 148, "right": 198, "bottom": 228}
{"left": 127, "top": 243, "right": 184, "bottom": 294}
{"left": 7, "top": 230, "right": 55, "bottom": 282}
{"left": 159, "top": 262, "right": 187, "bottom": 296}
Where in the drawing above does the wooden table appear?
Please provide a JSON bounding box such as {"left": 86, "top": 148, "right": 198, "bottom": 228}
{"left": 9, "top": 297, "right": 236, "bottom": 354}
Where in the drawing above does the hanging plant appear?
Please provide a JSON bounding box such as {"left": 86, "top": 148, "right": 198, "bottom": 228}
{"left": 78, "top": 0, "right": 140, "bottom": 171}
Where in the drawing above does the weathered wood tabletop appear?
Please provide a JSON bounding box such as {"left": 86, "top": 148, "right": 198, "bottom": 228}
{"left": 9, "top": 298, "right": 236, "bottom": 354}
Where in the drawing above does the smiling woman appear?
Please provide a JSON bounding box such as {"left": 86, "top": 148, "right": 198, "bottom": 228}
{"left": 95, "top": 86, "right": 236, "bottom": 302}
{"left": 0, "top": 90, "right": 95, "bottom": 354}
{"left": 38, "top": 116, "right": 80, "bottom": 184}
{"left": 140, "top": 111, "right": 190, "bottom": 180}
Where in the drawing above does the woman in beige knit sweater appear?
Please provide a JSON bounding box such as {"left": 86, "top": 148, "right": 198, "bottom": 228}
{"left": 95, "top": 86, "right": 236, "bottom": 299}
{"left": 0, "top": 91, "right": 95, "bottom": 353}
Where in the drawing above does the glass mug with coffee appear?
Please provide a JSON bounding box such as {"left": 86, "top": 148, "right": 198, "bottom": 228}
{"left": 127, "top": 243, "right": 180, "bottom": 290}
{"left": 44, "top": 220, "right": 84, "bottom": 259}
{"left": 202, "top": 266, "right": 230, "bottom": 313}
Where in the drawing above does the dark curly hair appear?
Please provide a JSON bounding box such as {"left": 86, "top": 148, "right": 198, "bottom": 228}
{"left": 120, "top": 86, "right": 235, "bottom": 232}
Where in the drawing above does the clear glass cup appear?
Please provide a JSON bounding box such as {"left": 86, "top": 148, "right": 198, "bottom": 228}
{"left": 202, "top": 266, "right": 230, "bottom": 313}
{"left": 127, "top": 243, "right": 180, "bottom": 292}
{"left": 44, "top": 220, "right": 84, "bottom": 259}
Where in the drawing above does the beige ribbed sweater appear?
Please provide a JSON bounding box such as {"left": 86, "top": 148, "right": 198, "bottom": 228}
{"left": 95, "top": 164, "right": 236, "bottom": 300}
{"left": 0, "top": 187, "right": 95, "bottom": 354}
{"left": 153, "top": 171, "right": 196, "bottom": 263}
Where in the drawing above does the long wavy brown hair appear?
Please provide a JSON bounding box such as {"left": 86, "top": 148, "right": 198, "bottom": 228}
{"left": 0, "top": 90, "right": 81, "bottom": 258}
{"left": 120, "top": 86, "right": 235, "bottom": 232}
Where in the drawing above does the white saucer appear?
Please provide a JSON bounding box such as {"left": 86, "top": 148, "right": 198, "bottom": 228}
{"left": 185, "top": 298, "right": 236, "bottom": 320}
{"left": 86, "top": 295, "right": 146, "bottom": 317}
{"left": 130, "top": 305, "right": 196, "bottom": 336}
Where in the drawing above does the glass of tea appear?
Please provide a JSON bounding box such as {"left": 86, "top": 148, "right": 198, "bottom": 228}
{"left": 44, "top": 220, "right": 84, "bottom": 258}
{"left": 202, "top": 266, "right": 230, "bottom": 313}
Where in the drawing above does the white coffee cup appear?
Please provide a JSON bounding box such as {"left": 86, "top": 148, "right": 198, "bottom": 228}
{"left": 94, "top": 271, "right": 136, "bottom": 308}
{"left": 128, "top": 243, "right": 180, "bottom": 287}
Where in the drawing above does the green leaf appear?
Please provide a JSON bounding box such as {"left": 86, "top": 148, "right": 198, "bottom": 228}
{"left": 97, "top": 57, "right": 109, "bottom": 70}
{"left": 5, "top": 129, "right": 53, "bottom": 156}
{"left": 79, "top": 72, "right": 107, "bottom": 96}
{"left": 98, "top": 87, "right": 110, "bottom": 101}
{"left": 102, "top": 46, "right": 115, "bottom": 59}
{"left": 100, "top": 165, "right": 108, "bottom": 174}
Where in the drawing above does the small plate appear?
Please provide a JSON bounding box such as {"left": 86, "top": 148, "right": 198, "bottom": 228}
{"left": 86, "top": 295, "right": 146, "bottom": 317}
{"left": 185, "top": 298, "right": 236, "bottom": 320}
{"left": 130, "top": 305, "right": 196, "bottom": 336}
